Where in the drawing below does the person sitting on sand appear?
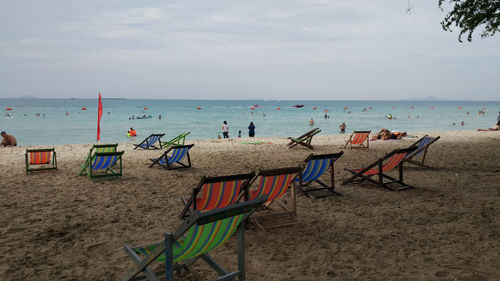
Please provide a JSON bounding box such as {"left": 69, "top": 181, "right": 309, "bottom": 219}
{"left": 477, "top": 121, "right": 500, "bottom": 131}
{"left": 372, "top": 129, "right": 391, "bottom": 140}
{"left": 1, "top": 131, "right": 17, "bottom": 147}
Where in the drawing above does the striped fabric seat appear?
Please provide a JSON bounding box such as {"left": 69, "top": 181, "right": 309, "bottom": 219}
{"left": 345, "top": 130, "right": 371, "bottom": 149}
{"left": 91, "top": 155, "right": 119, "bottom": 170}
{"left": 408, "top": 136, "right": 433, "bottom": 157}
{"left": 134, "top": 214, "right": 244, "bottom": 263}
{"left": 353, "top": 151, "right": 408, "bottom": 176}
{"left": 123, "top": 198, "right": 266, "bottom": 281}
{"left": 134, "top": 134, "right": 164, "bottom": 150}
{"left": 25, "top": 148, "right": 57, "bottom": 174}
{"left": 405, "top": 135, "right": 440, "bottom": 167}
{"left": 150, "top": 144, "right": 194, "bottom": 170}
{"left": 298, "top": 158, "right": 331, "bottom": 183}
{"left": 249, "top": 172, "right": 297, "bottom": 203}
{"left": 342, "top": 147, "right": 417, "bottom": 191}
{"left": 30, "top": 151, "right": 52, "bottom": 165}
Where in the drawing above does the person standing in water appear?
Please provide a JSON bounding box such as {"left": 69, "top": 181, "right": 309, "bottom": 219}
{"left": 339, "top": 122, "right": 346, "bottom": 133}
{"left": 248, "top": 122, "right": 255, "bottom": 137}
{"left": 222, "top": 121, "right": 229, "bottom": 138}
{"left": 309, "top": 118, "right": 314, "bottom": 126}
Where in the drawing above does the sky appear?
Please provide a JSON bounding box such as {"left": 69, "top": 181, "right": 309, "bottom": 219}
{"left": 1, "top": 0, "right": 499, "bottom": 100}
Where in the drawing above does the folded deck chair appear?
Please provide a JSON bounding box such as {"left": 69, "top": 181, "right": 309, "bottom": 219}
{"left": 180, "top": 172, "right": 255, "bottom": 219}
{"left": 287, "top": 128, "right": 321, "bottom": 149}
{"left": 78, "top": 143, "right": 118, "bottom": 176}
{"left": 134, "top": 134, "right": 165, "bottom": 150}
{"left": 247, "top": 167, "right": 302, "bottom": 230}
{"left": 123, "top": 197, "right": 266, "bottom": 281}
{"left": 296, "top": 152, "right": 344, "bottom": 199}
{"left": 344, "top": 130, "right": 371, "bottom": 149}
{"left": 342, "top": 147, "right": 418, "bottom": 191}
{"left": 405, "top": 135, "right": 440, "bottom": 167}
{"left": 150, "top": 144, "right": 194, "bottom": 170}
{"left": 25, "top": 148, "right": 57, "bottom": 174}
{"left": 161, "top": 132, "right": 190, "bottom": 149}
{"left": 80, "top": 151, "right": 124, "bottom": 180}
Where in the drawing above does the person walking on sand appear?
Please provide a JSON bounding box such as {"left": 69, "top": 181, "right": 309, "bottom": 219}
{"left": 222, "top": 121, "right": 229, "bottom": 138}
{"left": 1, "top": 131, "right": 17, "bottom": 147}
{"left": 248, "top": 122, "right": 255, "bottom": 137}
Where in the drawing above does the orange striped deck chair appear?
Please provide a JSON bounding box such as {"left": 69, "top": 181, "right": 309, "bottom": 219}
{"left": 247, "top": 166, "right": 302, "bottom": 230}
{"left": 344, "top": 130, "right": 371, "bottom": 149}
{"left": 123, "top": 198, "right": 266, "bottom": 281}
{"left": 179, "top": 172, "right": 255, "bottom": 219}
{"left": 342, "top": 147, "right": 418, "bottom": 191}
{"left": 25, "top": 148, "right": 57, "bottom": 174}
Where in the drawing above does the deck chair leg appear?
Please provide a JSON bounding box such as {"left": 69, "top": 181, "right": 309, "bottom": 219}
{"left": 200, "top": 253, "right": 236, "bottom": 280}
{"left": 237, "top": 224, "right": 246, "bottom": 281}
{"left": 124, "top": 246, "right": 161, "bottom": 281}
{"left": 165, "top": 234, "right": 174, "bottom": 281}
{"left": 378, "top": 161, "right": 383, "bottom": 186}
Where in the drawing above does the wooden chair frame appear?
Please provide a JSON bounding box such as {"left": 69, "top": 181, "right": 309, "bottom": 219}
{"left": 342, "top": 147, "right": 417, "bottom": 191}
{"left": 287, "top": 128, "right": 321, "bottom": 149}
{"left": 134, "top": 134, "right": 165, "bottom": 150}
{"left": 296, "top": 152, "right": 344, "bottom": 199}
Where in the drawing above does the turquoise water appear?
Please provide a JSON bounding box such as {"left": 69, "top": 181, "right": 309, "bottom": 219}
{"left": 1, "top": 98, "right": 499, "bottom": 146}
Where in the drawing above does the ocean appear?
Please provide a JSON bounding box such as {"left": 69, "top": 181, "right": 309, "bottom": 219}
{"left": 1, "top": 98, "right": 499, "bottom": 146}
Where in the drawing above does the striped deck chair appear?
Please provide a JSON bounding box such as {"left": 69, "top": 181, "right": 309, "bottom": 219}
{"left": 134, "top": 134, "right": 165, "bottom": 150}
{"left": 161, "top": 132, "right": 190, "bottom": 149}
{"left": 296, "top": 152, "right": 344, "bottom": 199}
{"left": 78, "top": 143, "right": 118, "bottom": 176}
{"left": 344, "top": 130, "right": 371, "bottom": 149}
{"left": 342, "top": 147, "right": 418, "bottom": 191}
{"left": 81, "top": 151, "right": 124, "bottom": 180}
{"left": 149, "top": 144, "right": 194, "bottom": 170}
{"left": 247, "top": 167, "right": 302, "bottom": 230}
{"left": 123, "top": 197, "right": 266, "bottom": 281}
{"left": 405, "top": 135, "right": 440, "bottom": 167}
{"left": 180, "top": 172, "right": 255, "bottom": 218}
{"left": 287, "top": 128, "right": 321, "bottom": 149}
{"left": 25, "top": 148, "right": 57, "bottom": 174}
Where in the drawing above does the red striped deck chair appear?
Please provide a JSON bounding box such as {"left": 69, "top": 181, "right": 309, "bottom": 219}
{"left": 247, "top": 166, "right": 302, "bottom": 230}
{"left": 296, "top": 152, "right": 344, "bottom": 199}
{"left": 344, "top": 130, "right": 371, "bottom": 149}
{"left": 405, "top": 135, "right": 440, "bottom": 167}
{"left": 123, "top": 198, "right": 266, "bottom": 281}
{"left": 287, "top": 128, "right": 321, "bottom": 149}
{"left": 342, "top": 147, "right": 418, "bottom": 191}
{"left": 25, "top": 148, "right": 57, "bottom": 174}
{"left": 179, "top": 172, "right": 255, "bottom": 219}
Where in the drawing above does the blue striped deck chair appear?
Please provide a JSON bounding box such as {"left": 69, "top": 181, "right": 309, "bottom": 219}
{"left": 296, "top": 152, "right": 344, "bottom": 199}
{"left": 149, "top": 144, "right": 194, "bottom": 170}
{"left": 134, "top": 134, "right": 165, "bottom": 150}
{"left": 78, "top": 143, "right": 118, "bottom": 176}
{"left": 80, "top": 151, "right": 124, "bottom": 180}
{"left": 405, "top": 135, "right": 440, "bottom": 167}
{"left": 123, "top": 197, "right": 267, "bottom": 281}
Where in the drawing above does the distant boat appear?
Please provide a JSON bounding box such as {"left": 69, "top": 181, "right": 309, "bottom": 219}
{"left": 253, "top": 104, "right": 262, "bottom": 108}
{"left": 136, "top": 115, "right": 152, "bottom": 119}
{"left": 292, "top": 104, "right": 304, "bottom": 108}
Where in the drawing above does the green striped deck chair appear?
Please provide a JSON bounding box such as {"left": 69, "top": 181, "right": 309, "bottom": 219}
{"left": 405, "top": 135, "right": 440, "bottom": 167}
{"left": 344, "top": 130, "right": 371, "bottom": 149}
{"left": 161, "top": 132, "right": 190, "bottom": 149}
{"left": 180, "top": 172, "right": 255, "bottom": 219}
{"left": 134, "top": 134, "right": 165, "bottom": 150}
{"left": 80, "top": 151, "right": 124, "bottom": 181}
{"left": 123, "top": 197, "right": 266, "bottom": 281}
{"left": 287, "top": 128, "right": 321, "bottom": 149}
{"left": 25, "top": 148, "right": 57, "bottom": 174}
{"left": 247, "top": 167, "right": 302, "bottom": 230}
{"left": 342, "top": 147, "right": 418, "bottom": 191}
{"left": 296, "top": 152, "right": 344, "bottom": 199}
{"left": 79, "top": 143, "right": 118, "bottom": 176}
{"left": 149, "top": 144, "right": 194, "bottom": 170}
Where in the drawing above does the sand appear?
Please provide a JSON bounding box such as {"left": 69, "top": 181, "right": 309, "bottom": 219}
{"left": 0, "top": 131, "right": 499, "bottom": 281}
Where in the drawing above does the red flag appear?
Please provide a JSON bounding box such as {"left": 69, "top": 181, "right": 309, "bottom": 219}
{"left": 97, "top": 93, "right": 102, "bottom": 141}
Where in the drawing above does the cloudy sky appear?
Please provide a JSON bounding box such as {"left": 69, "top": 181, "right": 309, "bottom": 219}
{"left": 1, "top": 0, "right": 499, "bottom": 100}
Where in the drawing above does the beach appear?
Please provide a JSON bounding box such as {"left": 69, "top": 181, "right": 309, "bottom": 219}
{"left": 0, "top": 130, "right": 499, "bottom": 280}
